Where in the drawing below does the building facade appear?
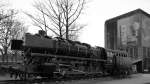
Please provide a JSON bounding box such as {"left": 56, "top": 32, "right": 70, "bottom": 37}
{"left": 105, "top": 9, "right": 150, "bottom": 72}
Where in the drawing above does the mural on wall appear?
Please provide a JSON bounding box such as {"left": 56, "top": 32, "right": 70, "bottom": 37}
{"left": 141, "top": 15, "right": 150, "bottom": 47}
{"left": 120, "top": 25, "right": 127, "bottom": 45}
{"left": 120, "top": 22, "right": 139, "bottom": 45}
{"left": 118, "top": 14, "right": 140, "bottom": 46}
{"left": 128, "top": 22, "right": 140, "bottom": 43}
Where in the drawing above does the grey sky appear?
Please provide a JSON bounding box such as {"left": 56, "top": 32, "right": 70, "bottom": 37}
{"left": 7, "top": 0, "right": 150, "bottom": 46}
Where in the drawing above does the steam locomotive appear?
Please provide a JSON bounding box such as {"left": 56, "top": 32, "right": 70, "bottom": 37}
{"left": 10, "top": 30, "right": 132, "bottom": 79}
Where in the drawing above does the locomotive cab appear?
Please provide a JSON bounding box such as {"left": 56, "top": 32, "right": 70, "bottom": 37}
{"left": 11, "top": 39, "right": 23, "bottom": 50}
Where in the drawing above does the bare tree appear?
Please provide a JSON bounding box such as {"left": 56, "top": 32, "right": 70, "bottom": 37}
{"left": 68, "top": 23, "right": 86, "bottom": 40}
{"left": 0, "top": 9, "right": 26, "bottom": 62}
{"left": 60, "top": 0, "right": 85, "bottom": 40}
{"left": 26, "top": 0, "right": 86, "bottom": 40}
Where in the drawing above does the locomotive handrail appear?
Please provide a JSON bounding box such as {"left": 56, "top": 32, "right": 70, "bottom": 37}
{"left": 30, "top": 53, "right": 107, "bottom": 62}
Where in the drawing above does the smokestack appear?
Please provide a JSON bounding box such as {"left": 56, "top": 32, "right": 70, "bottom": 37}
{"left": 38, "top": 30, "right": 46, "bottom": 37}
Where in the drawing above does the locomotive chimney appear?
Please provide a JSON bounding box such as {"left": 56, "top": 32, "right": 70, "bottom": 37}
{"left": 38, "top": 30, "right": 46, "bottom": 37}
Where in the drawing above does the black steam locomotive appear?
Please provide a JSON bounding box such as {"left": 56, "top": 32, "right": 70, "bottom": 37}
{"left": 10, "top": 30, "right": 132, "bottom": 79}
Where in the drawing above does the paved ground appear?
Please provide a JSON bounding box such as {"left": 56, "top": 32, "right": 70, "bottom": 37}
{"left": 51, "top": 74, "right": 150, "bottom": 84}
{"left": 0, "top": 74, "right": 150, "bottom": 84}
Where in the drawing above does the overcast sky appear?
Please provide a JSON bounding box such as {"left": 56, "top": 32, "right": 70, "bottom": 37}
{"left": 7, "top": 0, "right": 150, "bottom": 47}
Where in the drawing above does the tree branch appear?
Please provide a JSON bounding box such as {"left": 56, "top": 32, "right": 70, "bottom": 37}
{"left": 25, "top": 12, "right": 59, "bottom": 36}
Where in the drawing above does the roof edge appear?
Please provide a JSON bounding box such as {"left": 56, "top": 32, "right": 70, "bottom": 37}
{"left": 105, "top": 8, "right": 150, "bottom": 23}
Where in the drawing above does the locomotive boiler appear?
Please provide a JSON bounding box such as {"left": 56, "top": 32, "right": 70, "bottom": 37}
{"left": 11, "top": 31, "right": 93, "bottom": 58}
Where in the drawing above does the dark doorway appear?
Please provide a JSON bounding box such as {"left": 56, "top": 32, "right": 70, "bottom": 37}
{"left": 134, "top": 61, "right": 143, "bottom": 73}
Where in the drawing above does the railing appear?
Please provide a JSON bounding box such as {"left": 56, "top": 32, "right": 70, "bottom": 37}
{"left": 0, "top": 55, "right": 23, "bottom": 64}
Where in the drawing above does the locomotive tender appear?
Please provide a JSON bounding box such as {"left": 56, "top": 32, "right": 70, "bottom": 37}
{"left": 10, "top": 30, "right": 132, "bottom": 79}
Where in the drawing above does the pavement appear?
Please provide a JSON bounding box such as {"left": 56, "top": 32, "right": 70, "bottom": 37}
{"left": 52, "top": 74, "right": 150, "bottom": 84}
